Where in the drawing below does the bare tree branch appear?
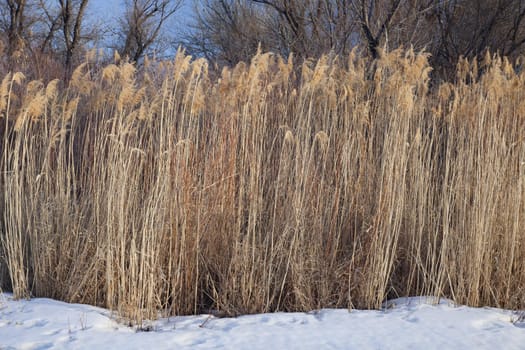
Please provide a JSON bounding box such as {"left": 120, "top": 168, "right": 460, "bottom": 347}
{"left": 119, "top": 0, "right": 182, "bottom": 62}
{"left": 57, "top": 0, "right": 89, "bottom": 72}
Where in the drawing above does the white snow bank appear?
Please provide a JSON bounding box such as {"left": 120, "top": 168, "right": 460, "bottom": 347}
{"left": 0, "top": 293, "right": 524, "bottom": 349}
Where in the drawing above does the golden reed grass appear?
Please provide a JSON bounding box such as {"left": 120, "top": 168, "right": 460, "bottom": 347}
{"left": 1, "top": 49, "right": 524, "bottom": 324}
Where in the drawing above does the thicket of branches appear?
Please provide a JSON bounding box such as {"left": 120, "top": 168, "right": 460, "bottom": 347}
{"left": 0, "top": 0, "right": 181, "bottom": 79}
{"left": 2, "top": 1, "right": 525, "bottom": 80}
{"left": 189, "top": 0, "right": 525, "bottom": 79}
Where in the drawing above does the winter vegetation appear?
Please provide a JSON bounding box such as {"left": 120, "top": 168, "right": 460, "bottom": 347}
{"left": 1, "top": 47, "right": 525, "bottom": 326}
{"left": 0, "top": 0, "right": 525, "bottom": 333}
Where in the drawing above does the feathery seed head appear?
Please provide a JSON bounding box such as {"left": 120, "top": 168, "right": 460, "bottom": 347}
{"left": 114, "top": 50, "right": 121, "bottom": 64}
{"left": 70, "top": 63, "right": 88, "bottom": 87}
{"left": 24, "top": 90, "right": 47, "bottom": 123}
{"left": 0, "top": 73, "right": 12, "bottom": 112}
{"left": 12, "top": 72, "right": 25, "bottom": 86}
{"left": 27, "top": 80, "right": 43, "bottom": 97}
{"left": 45, "top": 79, "right": 60, "bottom": 100}
{"left": 85, "top": 48, "right": 97, "bottom": 63}
{"left": 284, "top": 130, "right": 296, "bottom": 145}
{"left": 64, "top": 97, "right": 79, "bottom": 121}
{"left": 314, "top": 131, "right": 329, "bottom": 152}
{"left": 102, "top": 64, "right": 120, "bottom": 84}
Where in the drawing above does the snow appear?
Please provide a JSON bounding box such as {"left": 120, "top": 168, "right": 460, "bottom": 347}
{"left": 1, "top": 293, "right": 524, "bottom": 349}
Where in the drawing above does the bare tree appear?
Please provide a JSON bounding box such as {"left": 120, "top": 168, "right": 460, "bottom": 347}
{"left": 351, "top": 0, "right": 446, "bottom": 59}
{"left": 254, "top": 0, "right": 357, "bottom": 57}
{"left": 190, "top": 0, "right": 435, "bottom": 62}
{"left": 34, "top": 0, "right": 62, "bottom": 54}
{"left": 118, "top": 0, "right": 182, "bottom": 62}
{"left": 6, "top": 0, "right": 27, "bottom": 56}
{"left": 188, "top": 0, "right": 270, "bottom": 64}
{"left": 251, "top": 0, "right": 308, "bottom": 56}
{"left": 190, "top": 0, "right": 358, "bottom": 63}
{"left": 425, "top": 0, "right": 525, "bottom": 77}
{"left": 0, "top": 0, "right": 33, "bottom": 58}
{"left": 56, "top": 0, "right": 89, "bottom": 72}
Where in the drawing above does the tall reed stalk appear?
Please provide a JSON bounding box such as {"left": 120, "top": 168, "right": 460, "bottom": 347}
{"left": 1, "top": 49, "right": 524, "bottom": 324}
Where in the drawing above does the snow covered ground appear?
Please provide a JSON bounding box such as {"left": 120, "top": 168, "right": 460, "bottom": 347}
{"left": 0, "top": 293, "right": 524, "bottom": 350}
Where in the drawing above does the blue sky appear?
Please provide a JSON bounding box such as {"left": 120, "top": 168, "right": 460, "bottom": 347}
{"left": 88, "top": 0, "right": 193, "bottom": 32}
{"left": 87, "top": 0, "right": 193, "bottom": 52}
{"left": 89, "top": 0, "right": 193, "bottom": 21}
{"left": 89, "top": 0, "right": 192, "bottom": 19}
